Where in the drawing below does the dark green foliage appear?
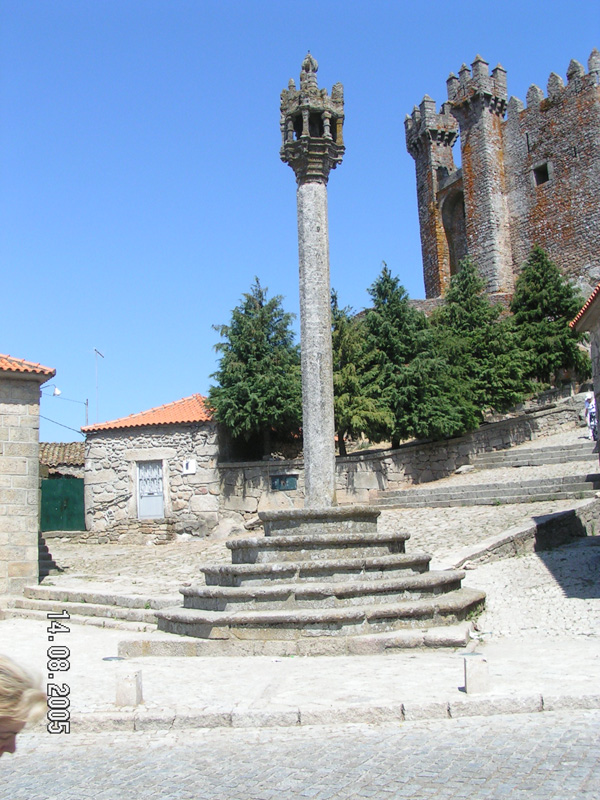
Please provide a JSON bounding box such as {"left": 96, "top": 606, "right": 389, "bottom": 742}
{"left": 209, "top": 279, "right": 302, "bottom": 459}
{"left": 432, "top": 258, "right": 528, "bottom": 416}
{"left": 331, "top": 291, "right": 392, "bottom": 456}
{"left": 510, "top": 245, "right": 590, "bottom": 385}
{"left": 362, "top": 266, "right": 429, "bottom": 447}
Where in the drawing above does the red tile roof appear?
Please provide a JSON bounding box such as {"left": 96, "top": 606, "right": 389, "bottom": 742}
{"left": 570, "top": 283, "right": 600, "bottom": 329}
{"left": 0, "top": 353, "right": 55, "bottom": 378}
{"left": 82, "top": 394, "right": 213, "bottom": 433}
{"left": 40, "top": 442, "right": 85, "bottom": 467}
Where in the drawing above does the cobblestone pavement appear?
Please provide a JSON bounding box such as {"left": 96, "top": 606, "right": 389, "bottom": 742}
{"left": 473, "top": 537, "right": 600, "bottom": 638}
{"left": 5, "top": 711, "right": 600, "bottom": 799}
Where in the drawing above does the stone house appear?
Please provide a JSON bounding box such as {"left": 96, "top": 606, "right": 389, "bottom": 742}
{"left": 406, "top": 49, "right": 600, "bottom": 301}
{"left": 0, "top": 353, "right": 55, "bottom": 595}
{"left": 83, "top": 394, "right": 219, "bottom": 542}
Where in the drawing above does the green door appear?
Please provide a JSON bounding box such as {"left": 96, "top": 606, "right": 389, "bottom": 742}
{"left": 40, "top": 477, "right": 85, "bottom": 532}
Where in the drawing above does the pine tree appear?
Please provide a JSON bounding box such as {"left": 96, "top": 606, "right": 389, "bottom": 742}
{"left": 331, "top": 291, "right": 392, "bottom": 456}
{"left": 209, "top": 279, "right": 302, "bottom": 458}
{"left": 432, "top": 258, "right": 527, "bottom": 415}
{"left": 362, "top": 265, "right": 428, "bottom": 447}
{"left": 510, "top": 245, "right": 590, "bottom": 385}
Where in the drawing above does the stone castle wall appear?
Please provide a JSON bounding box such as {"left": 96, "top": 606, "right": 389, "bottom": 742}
{"left": 407, "top": 50, "right": 600, "bottom": 299}
{"left": 84, "top": 422, "right": 219, "bottom": 541}
{"left": 0, "top": 377, "right": 42, "bottom": 593}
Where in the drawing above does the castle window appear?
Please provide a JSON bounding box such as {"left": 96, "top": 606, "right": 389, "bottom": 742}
{"left": 293, "top": 114, "right": 303, "bottom": 140}
{"left": 533, "top": 163, "right": 550, "bottom": 186}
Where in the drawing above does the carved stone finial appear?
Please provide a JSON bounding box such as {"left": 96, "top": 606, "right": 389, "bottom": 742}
{"left": 300, "top": 53, "right": 319, "bottom": 91}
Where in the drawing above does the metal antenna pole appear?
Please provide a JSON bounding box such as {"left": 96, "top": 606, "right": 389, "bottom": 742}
{"left": 94, "top": 348, "right": 104, "bottom": 422}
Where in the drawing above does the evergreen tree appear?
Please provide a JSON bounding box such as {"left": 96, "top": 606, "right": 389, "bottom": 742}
{"left": 331, "top": 291, "right": 392, "bottom": 456}
{"left": 209, "top": 279, "right": 302, "bottom": 458}
{"left": 510, "top": 245, "right": 590, "bottom": 385}
{"left": 362, "top": 265, "right": 428, "bottom": 447}
{"left": 432, "top": 258, "right": 527, "bottom": 415}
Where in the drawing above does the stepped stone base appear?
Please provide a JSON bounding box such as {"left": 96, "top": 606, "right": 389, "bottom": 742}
{"left": 155, "top": 505, "right": 485, "bottom": 652}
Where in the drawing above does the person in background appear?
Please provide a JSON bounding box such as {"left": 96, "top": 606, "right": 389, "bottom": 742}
{"left": 584, "top": 392, "right": 597, "bottom": 441}
{"left": 0, "top": 655, "right": 46, "bottom": 757}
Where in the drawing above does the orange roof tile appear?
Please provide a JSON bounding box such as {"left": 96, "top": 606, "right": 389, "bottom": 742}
{"left": 0, "top": 353, "right": 55, "bottom": 378}
{"left": 82, "top": 394, "right": 213, "bottom": 433}
{"left": 570, "top": 283, "right": 600, "bottom": 329}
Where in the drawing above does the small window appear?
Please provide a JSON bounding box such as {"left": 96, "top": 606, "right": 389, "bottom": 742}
{"left": 271, "top": 475, "right": 298, "bottom": 491}
{"left": 533, "top": 163, "right": 550, "bottom": 186}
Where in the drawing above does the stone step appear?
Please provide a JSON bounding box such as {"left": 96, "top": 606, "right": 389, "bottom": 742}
{"left": 202, "top": 552, "right": 432, "bottom": 586}
{"left": 12, "top": 596, "right": 161, "bottom": 625}
{"left": 156, "top": 587, "right": 485, "bottom": 640}
{"left": 227, "top": 531, "right": 410, "bottom": 564}
{"left": 375, "top": 474, "right": 600, "bottom": 508}
{"left": 119, "top": 622, "right": 474, "bottom": 657}
{"left": 381, "top": 473, "right": 600, "bottom": 500}
{"left": 23, "top": 585, "right": 177, "bottom": 610}
{"left": 5, "top": 606, "right": 157, "bottom": 633}
{"left": 376, "top": 489, "right": 598, "bottom": 509}
{"left": 181, "top": 570, "right": 465, "bottom": 612}
{"left": 471, "top": 442, "right": 597, "bottom": 467}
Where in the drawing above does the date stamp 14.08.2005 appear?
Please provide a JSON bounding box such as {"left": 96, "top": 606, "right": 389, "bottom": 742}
{"left": 46, "top": 610, "right": 71, "bottom": 734}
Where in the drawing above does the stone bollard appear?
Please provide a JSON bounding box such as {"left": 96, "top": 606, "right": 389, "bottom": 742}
{"left": 115, "top": 666, "right": 143, "bottom": 707}
{"left": 464, "top": 653, "right": 489, "bottom": 694}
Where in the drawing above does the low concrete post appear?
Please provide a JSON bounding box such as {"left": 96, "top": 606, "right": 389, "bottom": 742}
{"left": 116, "top": 666, "right": 143, "bottom": 707}
{"left": 464, "top": 653, "right": 489, "bottom": 694}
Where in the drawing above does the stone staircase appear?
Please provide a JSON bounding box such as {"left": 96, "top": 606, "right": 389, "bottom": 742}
{"left": 155, "top": 509, "right": 485, "bottom": 655}
{"left": 38, "top": 533, "right": 59, "bottom": 581}
{"left": 374, "top": 472, "right": 600, "bottom": 508}
{"left": 470, "top": 441, "right": 597, "bottom": 470}
{"left": 372, "top": 438, "right": 600, "bottom": 508}
{"left": 5, "top": 585, "right": 175, "bottom": 632}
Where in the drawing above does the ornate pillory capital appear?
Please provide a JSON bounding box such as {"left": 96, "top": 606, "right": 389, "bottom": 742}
{"left": 280, "top": 53, "right": 345, "bottom": 185}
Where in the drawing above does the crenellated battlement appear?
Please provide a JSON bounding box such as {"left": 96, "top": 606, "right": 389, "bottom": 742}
{"left": 446, "top": 55, "right": 507, "bottom": 115}
{"left": 406, "top": 49, "right": 600, "bottom": 301}
{"left": 404, "top": 95, "right": 459, "bottom": 156}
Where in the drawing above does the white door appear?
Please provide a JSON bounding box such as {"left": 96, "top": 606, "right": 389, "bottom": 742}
{"left": 137, "top": 461, "right": 164, "bottom": 519}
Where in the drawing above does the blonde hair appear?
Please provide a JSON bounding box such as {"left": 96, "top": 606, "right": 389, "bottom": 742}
{"left": 0, "top": 655, "right": 46, "bottom": 724}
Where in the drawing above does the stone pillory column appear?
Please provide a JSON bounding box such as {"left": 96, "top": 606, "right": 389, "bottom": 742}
{"left": 280, "top": 54, "right": 345, "bottom": 509}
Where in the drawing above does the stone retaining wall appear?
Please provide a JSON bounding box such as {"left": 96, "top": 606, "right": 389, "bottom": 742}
{"left": 218, "top": 400, "right": 583, "bottom": 519}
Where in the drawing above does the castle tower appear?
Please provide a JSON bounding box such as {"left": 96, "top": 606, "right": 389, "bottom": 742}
{"left": 448, "top": 56, "right": 513, "bottom": 294}
{"left": 405, "top": 97, "right": 460, "bottom": 298}
{"left": 280, "top": 54, "right": 344, "bottom": 508}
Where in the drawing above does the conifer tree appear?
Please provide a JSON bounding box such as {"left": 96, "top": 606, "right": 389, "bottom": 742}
{"left": 362, "top": 266, "right": 428, "bottom": 447}
{"left": 331, "top": 291, "right": 392, "bottom": 456}
{"left": 209, "top": 279, "right": 302, "bottom": 458}
{"left": 432, "top": 258, "right": 527, "bottom": 415}
{"left": 510, "top": 245, "right": 590, "bottom": 385}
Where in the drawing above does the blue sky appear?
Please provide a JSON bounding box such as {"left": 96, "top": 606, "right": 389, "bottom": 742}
{"left": 1, "top": 0, "right": 598, "bottom": 440}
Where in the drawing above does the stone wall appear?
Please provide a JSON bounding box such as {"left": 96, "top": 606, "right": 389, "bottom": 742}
{"left": 218, "top": 400, "right": 582, "bottom": 519}
{"left": 0, "top": 377, "right": 42, "bottom": 594}
{"left": 84, "top": 422, "right": 219, "bottom": 542}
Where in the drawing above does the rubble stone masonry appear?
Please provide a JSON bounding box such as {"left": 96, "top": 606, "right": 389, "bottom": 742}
{"left": 84, "top": 422, "right": 219, "bottom": 542}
